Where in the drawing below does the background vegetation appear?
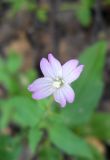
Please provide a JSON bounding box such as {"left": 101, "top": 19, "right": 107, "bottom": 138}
{"left": 0, "top": 0, "right": 110, "bottom": 160}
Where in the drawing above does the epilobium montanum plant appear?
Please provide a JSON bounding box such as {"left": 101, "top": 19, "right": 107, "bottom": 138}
{"left": 28, "top": 53, "right": 84, "bottom": 107}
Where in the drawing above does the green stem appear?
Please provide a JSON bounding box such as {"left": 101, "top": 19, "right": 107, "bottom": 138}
{"left": 46, "top": 96, "right": 54, "bottom": 115}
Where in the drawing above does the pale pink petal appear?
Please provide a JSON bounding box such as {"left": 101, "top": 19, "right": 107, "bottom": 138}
{"left": 62, "top": 84, "right": 75, "bottom": 103}
{"left": 48, "top": 53, "right": 62, "bottom": 78}
{"left": 32, "top": 82, "right": 55, "bottom": 100}
{"left": 63, "top": 64, "right": 84, "bottom": 84}
{"left": 28, "top": 77, "right": 53, "bottom": 92}
{"left": 53, "top": 89, "right": 66, "bottom": 107}
{"left": 40, "top": 58, "right": 55, "bottom": 78}
{"left": 62, "top": 59, "right": 79, "bottom": 78}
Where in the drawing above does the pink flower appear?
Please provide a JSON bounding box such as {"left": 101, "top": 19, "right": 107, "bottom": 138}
{"left": 28, "top": 53, "right": 84, "bottom": 107}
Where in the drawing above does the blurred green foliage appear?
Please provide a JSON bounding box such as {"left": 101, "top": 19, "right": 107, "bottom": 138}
{"left": 75, "top": 0, "right": 95, "bottom": 27}
{"left": 49, "top": 124, "right": 92, "bottom": 159}
{"left": 0, "top": 41, "right": 110, "bottom": 160}
{"left": 8, "top": 0, "right": 48, "bottom": 23}
{"left": 104, "top": 0, "right": 110, "bottom": 5}
{"left": 60, "top": 41, "right": 106, "bottom": 126}
{"left": 80, "top": 113, "right": 110, "bottom": 141}
{"left": 75, "top": 0, "right": 110, "bottom": 26}
{"left": 5, "top": 0, "right": 110, "bottom": 27}
{"left": 0, "top": 135, "right": 21, "bottom": 160}
{"left": 9, "top": 0, "right": 36, "bottom": 13}
{"left": 0, "top": 0, "right": 110, "bottom": 159}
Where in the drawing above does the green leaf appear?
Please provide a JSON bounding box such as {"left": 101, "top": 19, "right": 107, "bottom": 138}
{"left": 24, "top": 69, "right": 37, "bottom": 84}
{"left": 10, "top": 0, "right": 36, "bottom": 14}
{"left": 7, "top": 51, "right": 22, "bottom": 74}
{"left": 0, "top": 102, "right": 12, "bottom": 129}
{"left": 103, "top": 0, "right": 110, "bottom": 5}
{"left": 10, "top": 0, "right": 27, "bottom": 14}
{"left": 0, "top": 58, "right": 5, "bottom": 71}
{"left": 37, "top": 9, "right": 48, "bottom": 22}
{"left": 81, "top": 113, "right": 110, "bottom": 141}
{"left": 0, "top": 71, "right": 11, "bottom": 86}
{"left": 49, "top": 124, "right": 93, "bottom": 159}
{"left": 1, "top": 96, "right": 46, "bottom": 127}
{"left": 76, "top": 144, "right": 105, "bottom": 160}
{"left": 0, "top": 56, "right": 20, "bottom": 94}
{"left": 76, "top": 6, "right": 91, "bottom": 27}
{"left": 39, "top": 145, "right": 62, "bottom": 160}
{"left": 28, "top": 127, "right": 43, "bottom": 154}
{"left": 0, "top": 72, "right": 20, "bottom": 94}
{"left": 89, "top": 145, "right": 105, "bottom": 160}
{"left": 26, "top": 69, "right": 37, "bottom": 81}
{"left": 76, "top": 0, "right": 95, "bottom": 27}
{"left": 60, "top": 41, "right": 107, "bottom": 126}
{"left": 12, "top": 96, "right": 46, "bottom": 127}
{"left": 0, "top": 135, "right": 21, "bottom": 160}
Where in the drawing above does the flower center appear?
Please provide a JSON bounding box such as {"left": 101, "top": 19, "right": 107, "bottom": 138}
{"left": 53, "top": 79, "right": 64, "bottom": 89}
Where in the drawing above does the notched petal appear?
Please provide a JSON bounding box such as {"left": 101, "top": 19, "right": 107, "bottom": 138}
{"left": 53, "top": 89, "right": 66, "bottom": 107}
{"left": 62, "top": 84, "right": 75, "bottom": 103}
{"left": 63, "top": 63, "right": 84, "bottom": 84}
{"left": 40, "top": 58, "right": 55, "bottom": 78}
{"left": 48, "top": 53, "right": 62, "bottom": 78}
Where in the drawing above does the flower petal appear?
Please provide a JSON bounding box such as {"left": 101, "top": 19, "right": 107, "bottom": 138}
{"left": 48, "top": 53, "right": 62, "bottom": 78}
{"left": 62, "top": 59, "right": 79, "bottom": 76}
{"left": 40, "top": 58, "right": 55, "bottom": 78}
{"left": 62, "top": 59, "right": 78, "bottom": 82}
{"left": 31, "top": 81, "right": 55, "bottom": 100}
{"left": 28, "top": 77, "right": 55, "bottom": 100}
{"left": 61, "top": 84, "right": 75, "bottom": 103}
{"left": 53, "top": 89, "right": 66, "bottom": 107}
{"left": 28, "top": 77, "right": 53, "bottom": 92}
{"left": 63, "top": 64, "right": 84, "bottom": 84}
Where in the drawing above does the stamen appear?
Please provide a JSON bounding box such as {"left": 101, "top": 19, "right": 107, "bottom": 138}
{"left": 53, "top": 79, "right": 64, "bottom": 89}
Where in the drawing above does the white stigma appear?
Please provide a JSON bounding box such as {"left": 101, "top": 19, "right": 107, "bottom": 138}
{"left": 53, "top": 79, "right": 64, "bottom": 89}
